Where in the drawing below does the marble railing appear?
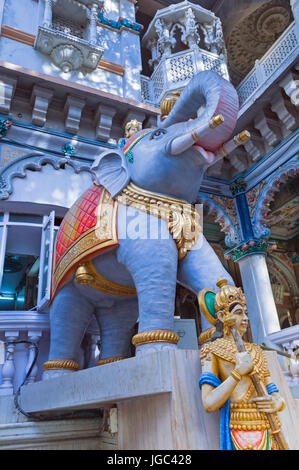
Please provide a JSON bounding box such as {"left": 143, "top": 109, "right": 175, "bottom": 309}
{"left": 140, "top": 47, "right": 229, "bottom": 105}
{"left": 237, "top": 22, "right": 299, "bottom": 110}
{"left": 268, "top": 324, "right": 299, "bottom": 388}
{"left": 0, "top": 312, "right": 100, "bottom": 395}
{"left": 141, "top": 22, "right": 298, "bottom": 110}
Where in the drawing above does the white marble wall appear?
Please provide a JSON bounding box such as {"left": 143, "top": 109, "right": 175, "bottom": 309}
{"left": 0, "top": 0, "right": 143, "bottom": 101}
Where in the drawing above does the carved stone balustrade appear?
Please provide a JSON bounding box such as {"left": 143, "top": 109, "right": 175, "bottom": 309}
{"left": 268, "top": 325, "right": 299, "bottom": 395}
{"left": 0, "top": 312, "right": 101, "bottom": 396}
{"left": 237, "top": 22, "right": 299, "bottom": 111}
{"left": 141, "top": 48, "right": 229, "bottom": 105}
{"left": 141, "top": 0, "right": 229, "bottom": 105}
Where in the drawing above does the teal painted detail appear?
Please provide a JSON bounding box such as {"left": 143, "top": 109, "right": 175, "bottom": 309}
{"left": 224, "top": 238, "right": 268, "bottom": 262}
{"left": 63, "top": 144, "right": 76, "bottom": 157}
{"left": 126, "top": 150, "right": 134, "bottom": 163}
{"left": 98, "top": 12, "right": 144, "bottom": 34}
{"left": 205, "top": 291, "right": 216, "bottom": 321}
{"left": 0, "top": 119, "right": 12, "bottom": 138}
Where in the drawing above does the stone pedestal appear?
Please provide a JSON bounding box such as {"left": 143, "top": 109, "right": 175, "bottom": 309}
{"left": 19, "top": 350, "right": 299, "bottom": 450}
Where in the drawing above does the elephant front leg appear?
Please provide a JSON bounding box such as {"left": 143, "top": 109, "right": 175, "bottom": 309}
{"left": 178, "top": 235, "right": 235, "bottom": 330}
{"left": 117, "top": 212, "right": 179, "bottom": 355}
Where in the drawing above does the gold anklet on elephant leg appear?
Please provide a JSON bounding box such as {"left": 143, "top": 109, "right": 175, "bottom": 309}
{"left": 132, "top": 329, "right": 180, "bottom": 347}
{"left": 42, "top": 359, "right": 80, "bottom": 371}
{"left": 96, "top": 356, "right": 127, "bottom": 366}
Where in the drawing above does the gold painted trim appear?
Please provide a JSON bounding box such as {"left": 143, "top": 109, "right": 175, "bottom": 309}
{"left": 42, "top": 359, "right": 80, "bottom": 371}
{"left": 96, "top": 356, "right": 127, "bottom": 366}
{"left": 75, "top": 259, "right": 137, "bottom": 297}
{"left": 117, "top": 183, "right": 202, "bottom": 260}
{"left": 132, "top": 329, "right": 180, "bottom": 346}
{"left": 198, "top": 327, "right": 216, "bottom": 345}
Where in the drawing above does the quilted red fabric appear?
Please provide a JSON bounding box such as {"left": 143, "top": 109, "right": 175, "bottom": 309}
{"left": 55, "top": 184, "right": 103, "bottom": 265}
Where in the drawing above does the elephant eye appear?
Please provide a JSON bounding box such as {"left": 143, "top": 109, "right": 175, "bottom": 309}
{"left": 150, "top": 128, "right": 167, "bottom": 140}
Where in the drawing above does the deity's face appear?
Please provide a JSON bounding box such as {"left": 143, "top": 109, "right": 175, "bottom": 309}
{"left": 228, "top": 303, "right": 249, "bottom": 336}
{"left": 217, "top": 302, "right": 249, "bottom": 337}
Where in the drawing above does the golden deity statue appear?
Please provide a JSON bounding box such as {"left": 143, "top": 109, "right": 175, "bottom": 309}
{"left": 198, "top": 279, "right": 288, "bottom": 450}
{"left": 124, "top": 119, "right": 141, "bottom": 138}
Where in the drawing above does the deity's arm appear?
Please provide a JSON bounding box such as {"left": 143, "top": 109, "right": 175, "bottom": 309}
{"left": 200, "top": 351, "right": 239, "bottom": 413}
{"left": 252, "top": 375, "right": 286, "bottom": 413}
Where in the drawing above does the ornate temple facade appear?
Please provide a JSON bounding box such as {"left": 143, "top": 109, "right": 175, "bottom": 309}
{"left": 0, "top": 0, "right": 298, "bottom": 449}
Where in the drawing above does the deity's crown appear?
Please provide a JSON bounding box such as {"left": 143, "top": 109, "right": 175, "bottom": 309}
{"left": 214, "top": 278, "right": 246, "bottom": 315}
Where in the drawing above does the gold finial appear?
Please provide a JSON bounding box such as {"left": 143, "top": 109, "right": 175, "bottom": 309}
{"left": 216, "top": 278, "right": 228, "bottom": 289}
{"left": 238, "top": 130, "right": 251, "bottom": 142}
{"left": 211, "top": 114, "right": 225, "bottom": 128}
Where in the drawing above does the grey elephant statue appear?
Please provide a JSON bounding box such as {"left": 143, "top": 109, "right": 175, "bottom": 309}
{"left": 43, "top": 71, "right": 249, "bottom": 377}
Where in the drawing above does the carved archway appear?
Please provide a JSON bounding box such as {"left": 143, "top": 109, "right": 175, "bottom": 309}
{"left": 250, "top": 158, "right": 298, "bottom": 239}
{"left": 0, "top": 153, "right": 95, "bottom": 204}
{"left": 197, "top": 192, "right": 241, "bottom": 248}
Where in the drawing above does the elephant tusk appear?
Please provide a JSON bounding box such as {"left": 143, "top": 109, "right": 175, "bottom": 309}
{"left": 168, "top": 115, "right": 225, "bottom": 156}
{"left": 215, "top": 130, "right": 251, "bottom": 158}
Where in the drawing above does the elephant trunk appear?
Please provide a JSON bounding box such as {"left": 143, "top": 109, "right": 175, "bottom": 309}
{"left": 169, "top": 114, "right": 225, "bottom": 156}
{"left": 161, "top": 71, "right": 239, "bottom": 152}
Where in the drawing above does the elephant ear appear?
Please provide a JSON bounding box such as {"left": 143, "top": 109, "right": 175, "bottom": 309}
{"left": 92, "top": 149, "right": 130, "bottom": 198}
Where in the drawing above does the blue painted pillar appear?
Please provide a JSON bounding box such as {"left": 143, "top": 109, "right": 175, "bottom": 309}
{"left": 227, "top": 178, "right": 281, "bottom": 345}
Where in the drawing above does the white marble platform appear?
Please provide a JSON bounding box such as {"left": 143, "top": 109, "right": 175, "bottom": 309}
{"left": 19, "top": 350, "right": 299, "bottom": 450}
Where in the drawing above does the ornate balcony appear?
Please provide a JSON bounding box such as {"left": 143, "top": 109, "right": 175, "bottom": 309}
{"left": 140, "top": 48, "right": 229, "bottom": 105}
{"left": 237, "top": 21, "right": 299, "bottom": 110}
{"left": 140, "top": 0, "right": 229, "bottom": 106}
{"left": 34, "top": 0, "right": 104, "bottom": 73}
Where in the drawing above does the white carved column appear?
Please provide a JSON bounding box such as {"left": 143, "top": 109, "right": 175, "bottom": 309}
{"left": 25, "top": 331, "right": 42, "bottom": 385}
{"left": 43, "top": 0, "right": 54, "bottom": 28}
{"left": 290, "top": 0, "right": 299, "bottom": 26}
{"left": 238, "top": 255, "right": 281, "bottom": 346}
{"left": 0, "top": 331, "right": 19, "bottom": 396}
{"left": 89, "top": 3, "right": 99, "bottom": 45}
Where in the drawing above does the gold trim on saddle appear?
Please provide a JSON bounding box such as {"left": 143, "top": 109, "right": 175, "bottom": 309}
{"left": 117, "top": 183, "right": 202, "bottom": 260}
{"left": 75, "top": 259, "right": 137, "bottom": 297}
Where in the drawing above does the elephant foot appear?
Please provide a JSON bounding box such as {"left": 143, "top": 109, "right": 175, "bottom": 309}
{"left": 135, "top": 342, "right": 178, "bottom": 356}
{"left": 42, "top": 358, "right": 80, "bottom": 380}
{"left": 132, "top": 329, "right": 180, "bottom": 356}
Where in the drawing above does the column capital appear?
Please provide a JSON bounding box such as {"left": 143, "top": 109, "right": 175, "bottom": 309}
{"left": 224, "top": 238, "right": 268, "bottom": 262}
{"left": 230, "top": 177, "right": 247, "bottom": 196}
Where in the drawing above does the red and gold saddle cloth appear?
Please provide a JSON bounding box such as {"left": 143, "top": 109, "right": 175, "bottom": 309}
{"left": 51, "top": 184, "right": 119, "bottom": 300}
